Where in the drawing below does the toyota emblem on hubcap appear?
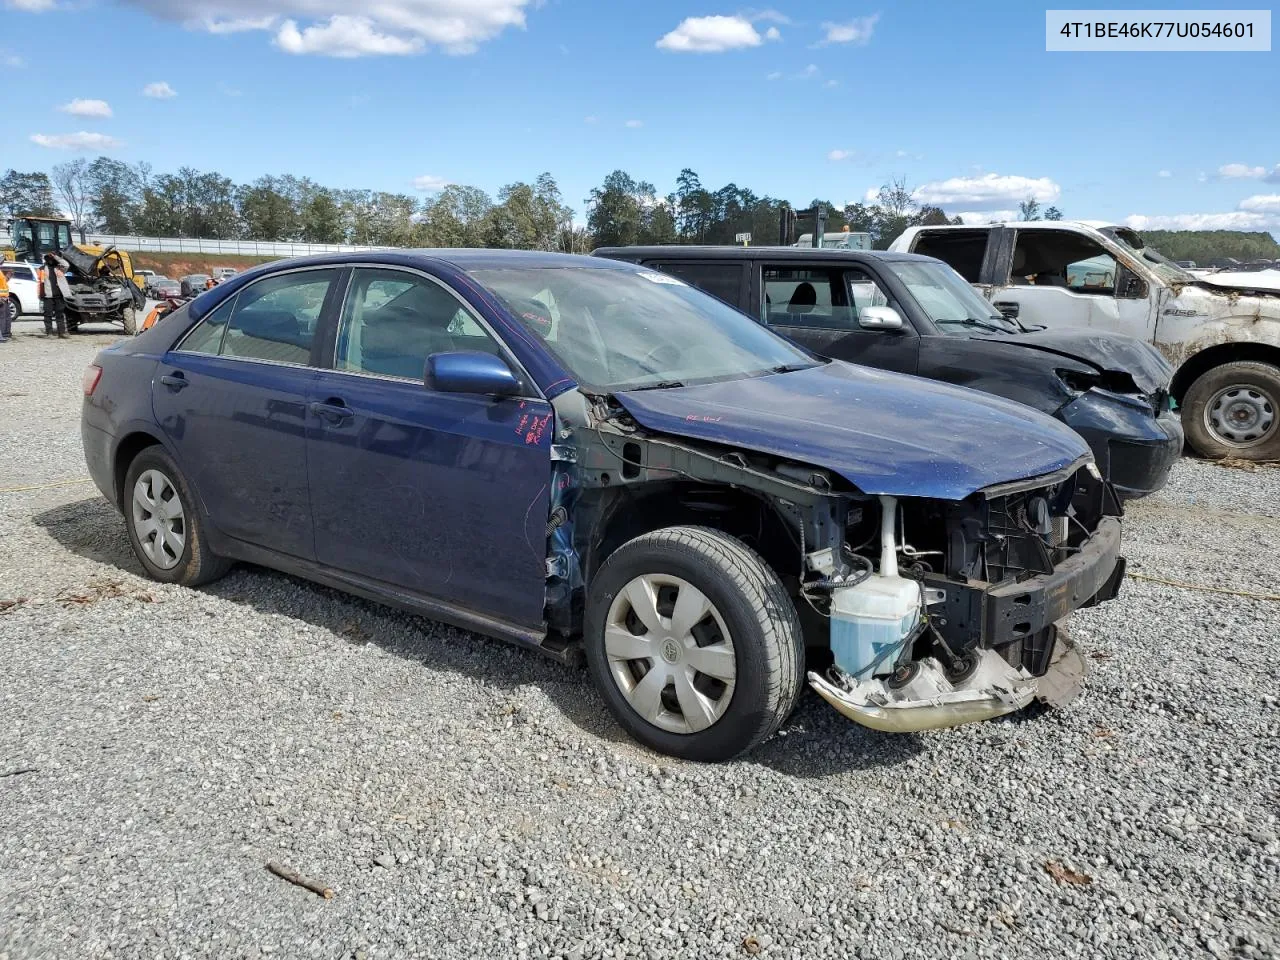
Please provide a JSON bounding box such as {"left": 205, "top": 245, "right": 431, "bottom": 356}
{"left": 661, "top": 637, "right": 681, "bottom": 663}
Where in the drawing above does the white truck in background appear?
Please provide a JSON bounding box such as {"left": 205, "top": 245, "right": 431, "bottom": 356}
{"left": 891, "top": 221, "right": 1280, "bottom": 461}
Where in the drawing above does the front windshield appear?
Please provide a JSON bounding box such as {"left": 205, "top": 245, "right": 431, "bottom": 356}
{"left": 470, "top": 265, "right": 818, "bottom": 391}
{"left": 1104, "top": 227, "right": 1193, "bottom": 283}
{"left": 884, "top": 260, "right": 1018, "bottom": 334}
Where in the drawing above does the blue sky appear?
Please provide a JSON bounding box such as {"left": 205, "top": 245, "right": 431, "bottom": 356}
{"left": 3, "top": 0, "right": 1278, "bottom": 232}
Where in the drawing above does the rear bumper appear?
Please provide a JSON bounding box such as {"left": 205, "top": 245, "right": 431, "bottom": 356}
{"left": 923, "top": 516, "right": 1124, "bottom": 653}
{"left": 81, "top": 416, "right": 116, "bottom": 507}
{"left": 1061, "top": 392, "right": 1182, "bottom": 499}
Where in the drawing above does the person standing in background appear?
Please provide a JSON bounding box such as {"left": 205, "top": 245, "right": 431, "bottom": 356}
{"left": 41, "top": 253, "right": 71, "bottom": 339}
{"left": 0, "top": 267, "right": 11, "bottom": 343}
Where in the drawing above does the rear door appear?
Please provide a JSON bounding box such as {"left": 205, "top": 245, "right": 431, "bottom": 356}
{"left": 756, "top": 262, "right": 919, "bottom": 374}
{"left": 305, "top": 266, "right": 553, "bottom": 629}
{"left": 151, "top": 267, "right": 342, "bottom": 560}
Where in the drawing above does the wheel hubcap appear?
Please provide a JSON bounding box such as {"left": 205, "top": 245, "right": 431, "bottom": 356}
{"left": 604, "top": 574, "right": 737, "bottom": 735}
{"left": 132, "top": 469, "right": 186, "bottom": 570}
{"left": 1205, "top": 383, "right": 1276, "bottom": 447}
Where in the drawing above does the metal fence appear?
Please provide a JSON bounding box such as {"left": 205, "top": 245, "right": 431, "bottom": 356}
{"left": 84, "top": 235, "right": 391, "bottom": 257}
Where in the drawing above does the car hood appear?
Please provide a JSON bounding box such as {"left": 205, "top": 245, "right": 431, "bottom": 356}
{"left": 971, "top": 329, "right": 1171, "bottom": 393}
{"left": 614, "top": 361, "right": 1090, "bottom": 500}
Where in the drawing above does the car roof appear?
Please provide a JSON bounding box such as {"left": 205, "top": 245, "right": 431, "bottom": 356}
{"left": 592, "top": 245, "right": 935, "bottom": 264}
{"left": 904, "top": 220, "right": 1118, "bottom": 233}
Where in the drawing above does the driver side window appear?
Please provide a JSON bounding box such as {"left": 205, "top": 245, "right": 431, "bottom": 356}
{"left": 1010, "top": 230, "right": 1117, "bottom": 296}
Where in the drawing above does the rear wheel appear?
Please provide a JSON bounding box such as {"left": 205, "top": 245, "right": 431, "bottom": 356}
{"left": 584, "top": 526, "right": 803, "bottom": 761}
{"left": 122, "top": 306, "right": 137, "bottom": 335}
{"left": 123, "top": 447, "right": 230, "bottom": 586}
{"left": 1182, "top": 361, "right": 1280, "bottom": 460}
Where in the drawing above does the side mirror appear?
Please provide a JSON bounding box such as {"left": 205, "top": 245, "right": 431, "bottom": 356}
{"left": 425, "top": 351, "right": 521, "bottom": 397}
{"left": 993, "top": 301, "right": 1020, "bottom": 319}
{"left": 857, "top": 305, "right": 904, "bottom": 331}
{"left": 1119, "top": 275, "right": 1148, "bottom": 300}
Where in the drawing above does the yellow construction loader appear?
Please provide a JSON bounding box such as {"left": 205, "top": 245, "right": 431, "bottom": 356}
{"left": 3, "top": 214, "right": 144, "bottom": 333}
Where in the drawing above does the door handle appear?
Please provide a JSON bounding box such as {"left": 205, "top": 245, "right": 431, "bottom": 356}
{"left": 309, "top": 400, "right": 354, "bottom": 424}
{"left": 160, "top": 372, "right": 188, "bottom": 390}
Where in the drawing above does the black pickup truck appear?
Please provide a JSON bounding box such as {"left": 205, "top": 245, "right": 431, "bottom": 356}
{"left": 594, "top": 245, "right": 1183, "bottom": 499}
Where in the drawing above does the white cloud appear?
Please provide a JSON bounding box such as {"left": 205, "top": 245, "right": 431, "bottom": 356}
{"left": 1219, "top": 163, "right": 1266, "bottom": 179}
{"left": 59, "top": 98, "right": 113, "bottom": 118}
{"left": 142, "top": 81, "right": 177, "bottom": 98}
{"left": 1, "top": 50, "right": 25, "bottom": 68}
{"left": 1123, "top": 212, "right": 1271, "bottom": 231}
{"left": 1125, "top": 195, "right": 1280, "bottom": 231}
{"left": 764, "top": 25, "right": 780, "bottom": 40}
{"left": 818, "top": 13, "right": 879, "bottom": 46}
{"left": 952, "top": 210, "right": 1018, "bottom": 225}
{"left": 30, "top": 131, "right": 123, "bottom": 150}
{"left": 1239, "top": 194, "right": 1280, "bottom": 213}
{"left": 6, "top": 0, "right": 56, "bottom": 10}
{"left": 583, "top": 115, "right": 598, "bottom": 124}
{"left": 411, "top": 174, "right": 450, "bottom": 192}
{"left": 123, "top": 0, "right": 532, "bottom": 56}
{"left": 1157, "top": 169, "right": 1172, "bottom": 178}
{"left": 276, "top": 16, "right": 422, "bottom": 56}
{"left": 765, "top": 70, "right": 782, "bottom": 80}
{"left": 828, "top": 149, "right": 851, "bottom": 161}
{"left": 913, "top": 173, "right": 1060, "bottom": 209}
{"left": 824, "top": 78, "right": 839, "bottom": 88}
{"left": 625, "top": 119, "right": 643, "bottom": 128}
{"left": 656, "top": 15, "right": 768, "bottom": 52}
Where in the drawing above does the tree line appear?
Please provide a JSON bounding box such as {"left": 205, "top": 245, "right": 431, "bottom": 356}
{"left": 3, "top": 161, "right": 1019, "bottom": 253}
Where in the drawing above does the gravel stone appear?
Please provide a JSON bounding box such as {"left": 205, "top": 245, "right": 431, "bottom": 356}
{"left": 1, "top": 330, "right": 1278, "bottom": 959}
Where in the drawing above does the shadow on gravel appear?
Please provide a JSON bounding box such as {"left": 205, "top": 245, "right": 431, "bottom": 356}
{"left": 35, "top": 497, "right": 919, "bottom": 777}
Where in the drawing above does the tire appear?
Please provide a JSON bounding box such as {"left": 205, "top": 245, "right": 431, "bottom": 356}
{"left": 7, "top": 295, "right": 18, "bottom": 321}
{"left": 1181, "top": 361, "right": 1280, "bottom": 461}
{"left": 122, "top": 446, "right": 231, "bottom": 586}
{"left": 122, "top": 306, "right": 137, "bottom": 336}
{"left": 584, "top": 526, "right": 803, "bottom": 761}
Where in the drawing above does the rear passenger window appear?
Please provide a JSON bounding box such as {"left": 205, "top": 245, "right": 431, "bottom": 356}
{"left": 911, "top": 230, "right": 990, "bottom": 283}
{"left": 221, "top": 270, "right": 337, "bottom": 365}
{"left": 648, "top": 262, "right": 743, "bottom": 305}
{"left": 177, "top": 296, "right": 236, "bottom": 355}
{"left": 336, "top": 268, "right": 506, "bottom": 381}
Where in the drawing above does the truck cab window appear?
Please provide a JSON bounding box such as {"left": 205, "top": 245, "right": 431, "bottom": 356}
{"left": 1011, "top": 230, "right": 1117, "bottom": 296}
{"left": 911, "top": 229, "right": 989, "bottom": 282}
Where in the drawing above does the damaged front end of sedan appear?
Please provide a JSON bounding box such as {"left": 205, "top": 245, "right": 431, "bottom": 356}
{"left": 538, "top": 373, "right": 1124, "bottom": 735}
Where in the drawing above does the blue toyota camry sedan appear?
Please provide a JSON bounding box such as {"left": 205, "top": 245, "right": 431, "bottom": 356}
{"left": 82, "top": 251, "right": 1125, "bottom": 760}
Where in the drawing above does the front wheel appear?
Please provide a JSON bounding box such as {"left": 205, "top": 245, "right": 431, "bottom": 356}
{"left": 584, "top": 526, "right": 803, "bottom": 761}
{"left": 122, "top": 306, "right": 137, "bottom": 335}
{"left": 123, "top": 447, "right": 231, "bottom": 586}
{"left": 1182, "top": 361, "right": 1280, "bottom": 460}
{"left": 7, "top": 295, "right": 19, "bottom": 321}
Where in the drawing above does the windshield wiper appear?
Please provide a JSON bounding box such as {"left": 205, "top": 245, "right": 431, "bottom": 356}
{"left": 770, "top": 362, "right": 814, "bottom": 374}
{"left": 626, "top": 379, "right": 686, "bottom": 392}
{"left": 937, "top": 317, "right": 1013, "bottom": 334}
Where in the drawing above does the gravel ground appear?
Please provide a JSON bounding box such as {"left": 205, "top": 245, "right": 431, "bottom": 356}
{"left": 0, "top": 327, "right": 1277, "bottom": 960}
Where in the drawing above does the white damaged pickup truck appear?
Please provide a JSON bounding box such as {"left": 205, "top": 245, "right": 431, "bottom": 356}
{"left": 892, "top": 221, "right": 1280, "bottom": 460}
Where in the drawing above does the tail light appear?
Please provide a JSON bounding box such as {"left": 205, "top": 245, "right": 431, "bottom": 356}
{"left": 82, "top": 364, "right": 103, "bottom": 397}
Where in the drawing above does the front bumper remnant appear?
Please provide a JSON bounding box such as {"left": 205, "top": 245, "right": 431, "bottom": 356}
{"left": 808, "top": 649, "right": 1038, "bottom": 733}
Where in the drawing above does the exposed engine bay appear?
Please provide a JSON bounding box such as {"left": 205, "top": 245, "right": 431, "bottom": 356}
{"left": 543, "top": 387, "right": 1125, "bottom": 733}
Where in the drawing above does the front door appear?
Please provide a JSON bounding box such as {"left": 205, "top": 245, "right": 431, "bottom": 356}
{"left": 306, "top": 267, "right": 553, "bottom": 629}
{"left": 151, "top": 267, "right": 341, "bottom": 560}
{"left": 987, "top": 228, "right": 1156, "bottom": 340}
{"left": 759, "top": 263, "right": 920, "bottom": 374}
